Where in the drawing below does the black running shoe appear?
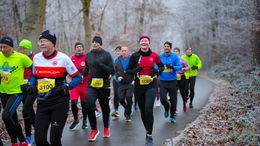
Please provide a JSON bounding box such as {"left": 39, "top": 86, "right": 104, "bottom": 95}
{"left": 69, "top": 121, "right": 79, "bottom": 130}
{"left": 146, "top": 135, "right": 153, "bottom": 146}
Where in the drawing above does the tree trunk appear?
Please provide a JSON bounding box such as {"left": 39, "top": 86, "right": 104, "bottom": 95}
{"left": 98, "top": 0, "right": 109, "bottom": 33}
{"left": 81, "top": 0, "right": 92, "bottom": 51}
{"left": 123, "top": 1, "right": 128, "bottom": 34}
{"left": 139, "top": 0, "right": 146, "bottom": 37}
{"left": 21, "top": 0, "right": 47, "bottom": 53}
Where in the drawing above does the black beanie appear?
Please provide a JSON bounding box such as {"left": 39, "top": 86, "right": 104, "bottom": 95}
{"left": 92, "top": 36, "right": 102, "bottom": 46}
{"left": 164, "top": 41, "right": 172, "bottom": 48}
{"left": 74, "top": 42, "right": 84, "bottom": 48}
{"left": 39, "top": 30, "right": 56, "bottom": 46}
{"left": 0, "top": 36, "right": 14, "bottom": 47}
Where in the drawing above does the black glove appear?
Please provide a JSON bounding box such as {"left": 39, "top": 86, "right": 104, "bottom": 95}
{"left": 150, "top": 68, "right": 159, "bottom": 76}
{"left": 135, "top": 66, "right": 143, "bottom": 73}
{"left": 21, "top": 84, "right": 37, "bottom": 94}
{"left": 77, "top": 68, "right": 83, "bottom": 73}
{"left": 50, "top": 85, "right": 69, "bottom": 96}
{"left": 166, "top": 64, "right": 174, "bottom": 69}
{"left": 191, "top": 66, "right": 198, "bottom": 70}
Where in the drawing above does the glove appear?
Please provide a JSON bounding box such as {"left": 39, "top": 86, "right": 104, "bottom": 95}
{"left": 150, "top": 68, "right": 159, "bottom": 76}
{"left": 166, "top": 64, "right": 174, "bottom": 69}
{"left": 21, "top": 84, "right": 37, "bottom": 94}
{"left": 50, "top": 85, "right": 69, "bottom": 96}
{"left": 191, "top": 66, "right": 198, "bottom": 70}
{"left": 135, "top": 66, "right": 143, "bottom": 73}
{"left": 77, "top": 68, "right": 83, "bottom": 73}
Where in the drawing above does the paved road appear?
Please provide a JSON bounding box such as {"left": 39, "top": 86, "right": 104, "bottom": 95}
{"left": 60, "top": 77, "right": 214, "bottom": 146}
{"left": 5, "top": 77, "right": 213, "bottom": 146}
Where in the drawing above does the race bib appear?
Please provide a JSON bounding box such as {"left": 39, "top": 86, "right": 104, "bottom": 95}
{"left": 0, "top": 71, "right": 11, "bottom": 83}
{"left": 163, "top": 66, "right": 173, "bottom": 72}
{"left": 90, "top": 78, "right": 104, "bottom": 88}
{"left": 177, "top": 74, "right": 181, "bottom": 80}
{"left": 186, "top": 76, "right": 189, "bottom": 80}
{"left": 139, "top": 76, "right": 154, "bottom": 85}
{"left": 37, "top": 78, "right": 55, "bottom": 93}
{"left": 24, "top": 79, "right": 29, "bottom": 84}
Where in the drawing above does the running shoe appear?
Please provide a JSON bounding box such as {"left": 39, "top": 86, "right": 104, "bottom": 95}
{"left": 19, "top": 141, "right": 30, "bottom": 146}
{"left": 145, "top": 135, "right": 153, "bottom": 146}
{"left": 25, "top": 136, "right": 34, "bottom": 145}
{"left": 189, "top": 103, "right": 193, "bottom": 108}
{"left": 125, "top": 115, "right": 132, "bottom": 122}
{"left": 69, "top": 120, "right": 80, "bottom": 130}
{"left": 111, "top": 112, "right": 119, "bottom": 117}
{"left": 170, "top": 117, "right": 176, "bottom": 123}
{"left": 11, "top": 143, "right": 19, "bottom": 146}
{"left": 88, "top": 130, "right": 99, "bottom": 141}
{"left": 103, "top": 128, "right": 110, "bottom": 138}
{"left": 134, "top": 104, "right": 139, "bottom": 111}
{"left": 82, "top": 120, "right": 88, "bottom": 129}
{"left": 164, "top": 111, "right": 169, "bottom": 118}
{"left": 183, "top": 104, "right": 188, "bottom": 112}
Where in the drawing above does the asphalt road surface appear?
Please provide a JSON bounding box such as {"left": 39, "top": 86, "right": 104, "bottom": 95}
{"left": 4, "top": 77, "right": 214, "bottom": 146}
{"left": 60, "top": 77, "right": 214, "bottom": 146}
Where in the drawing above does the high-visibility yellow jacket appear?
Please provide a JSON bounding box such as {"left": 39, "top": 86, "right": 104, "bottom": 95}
{"left": 181, "top": 53, "right": 202, "bottom": 77}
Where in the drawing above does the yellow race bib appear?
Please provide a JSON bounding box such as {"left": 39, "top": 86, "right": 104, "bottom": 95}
{"left": 163, "top": 66, "right": 173, "bottom": 72}
{"left": 90, "top": 78, "right": 104, "bottom": 88}
{"left": 0, "top": 71, "right": 11, "bottom": 83}
{"left": 37, "top": 78, "right": 55, "bottom": 93}
{"left": 176, "top": 74, "right": 181, "bottom": 80}
{"left": 139, "top": 76, "right": 154, "bottom": 85}
{"left": 24, "top": 79, "right": 29, "bottom": 84}
{"left": 186, "top": 76, "right": 189, "bottom": 80}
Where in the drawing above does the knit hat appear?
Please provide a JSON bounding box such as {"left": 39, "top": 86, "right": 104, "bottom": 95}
{"left": 74, "top": 42, "right": 84, "bottom": 49}
{"left": 0, "top": 36, "right": 14, "bottom": 47}
{"left": 19, "top": 39, "right": 32, "bottom": 51}
{"left": 39, "top": 30, "right": 56, "bottom": 46}
{"left": 92, "top": 36, "right": 102, "bottom": 46}
{"left": 139, "top": 35, "right": 150, "bottom": 42}
{"left": 185, "top": 47, "right": 192, "bottom": 50}
{"left": 164, "top": 41, "right": 172, "bottom": 48}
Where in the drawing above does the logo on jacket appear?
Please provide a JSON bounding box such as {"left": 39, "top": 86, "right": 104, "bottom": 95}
{"left": 81, "top": 62, "right": 85, "bottom": 66}
{"left": 52, "top": 61, "right": 58, "bottom": 66}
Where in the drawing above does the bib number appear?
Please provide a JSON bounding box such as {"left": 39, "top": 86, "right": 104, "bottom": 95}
{"left": 37, "top": 78, "right": 55, "bottom": 93}
{"left": 139, "top": 76, "right": 154, "bottom": 85}
{"left": 186, "top": 76, "right": 189, "bottom": 80}
{"left": 163, "top": 66, "right": 173, "bottom": 72}
{"left": 0, "top": 71, "right": 11, "bottom": 83}
{"left": 24, "top": 79, "right": 29, "bottom": 84}
{"left": 90, "top": 78, "right": 104, "bottom": 88}
{"left": 177, "top": 74, "right": 181, "bottom": 80}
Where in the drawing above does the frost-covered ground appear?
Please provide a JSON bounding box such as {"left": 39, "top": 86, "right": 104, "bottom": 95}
{"left": 165, "top": 56, "right": 260, "bottom": 145}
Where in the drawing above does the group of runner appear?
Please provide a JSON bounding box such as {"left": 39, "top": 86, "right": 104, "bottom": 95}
{"left": 0, "top": 31, "right": 202, "bottom": 146}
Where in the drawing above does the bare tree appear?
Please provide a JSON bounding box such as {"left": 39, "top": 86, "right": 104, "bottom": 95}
{"left": 81, "top": 0, "right": 92, "bottom": 50}
{"left": 21, "top": 0, "right": 46, "bottom": 52}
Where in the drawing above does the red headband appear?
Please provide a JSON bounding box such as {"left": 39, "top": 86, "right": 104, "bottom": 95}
{"left": 139, "top": 35, "right": 150, "bottom": 41}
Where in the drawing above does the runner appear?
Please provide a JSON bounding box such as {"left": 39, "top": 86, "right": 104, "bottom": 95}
{"left": 69, "top": 42, "right": 90, "bottom": 130}
{"left": 30, "top": 30, "right": 82, "bottom": 146}
{"left": 114, "top": 46, "right": 134, "bottom": 122}
{"left": 0, "top": 36, "right": 31, "bottom": 146}
{"left": 182, "top": 47, "right": 202, "bottom": 108}
{"left": 126, "top": 35, "right": 164, "bottom": 146}
{"left": 111, "top": 46, "right": 121, "bottom": 118}
{"left": 173, "top": 47, "right": 190, "bottom": 112}
{"left": 159, "top": 42, "right": 182, "bottom": 123}
{"left": 84, "top": 36, "right": 114, "bottom": 142}
{"left": 19, "top": 39, "right": 36, "bottom": 144}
